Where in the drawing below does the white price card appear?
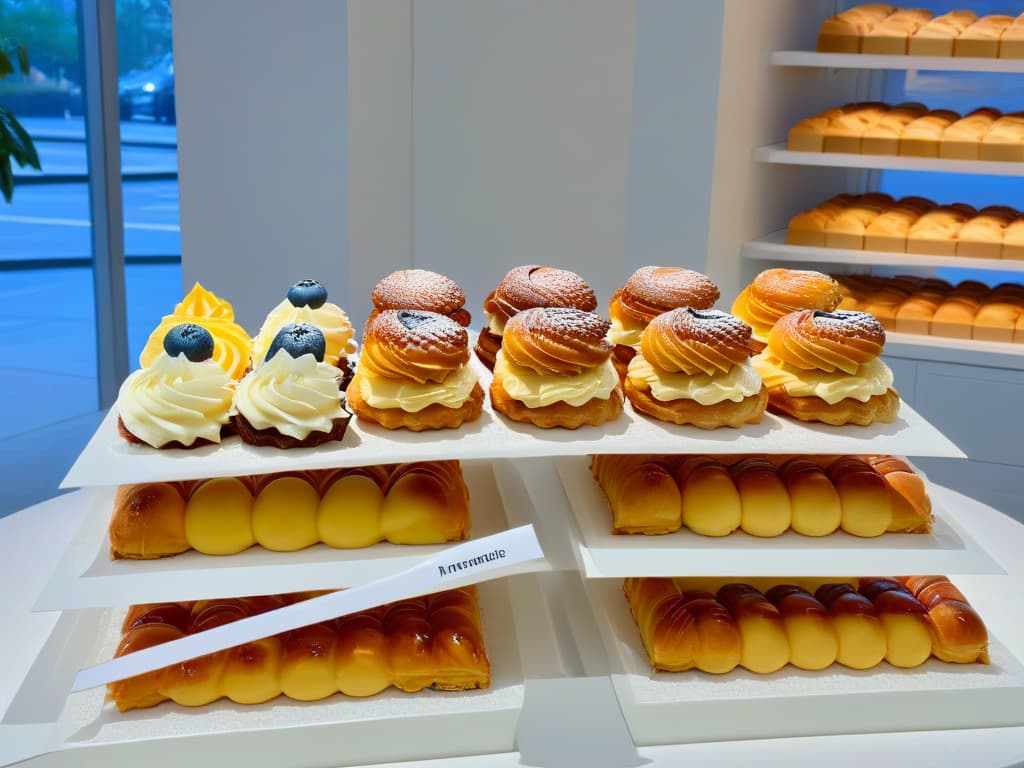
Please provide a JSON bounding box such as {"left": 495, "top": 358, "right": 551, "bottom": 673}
{"left": 72, "top": 524, "right": 544, "bottom": 692}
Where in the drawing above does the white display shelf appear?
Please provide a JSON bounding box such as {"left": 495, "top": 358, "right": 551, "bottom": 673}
{"left": 770, "top": 50, "right": 1024, "bottom": 73}
{"left": 581, "top": 576, "right": 1024, "bottom": 746}
{"left": 883, "top": 331, "right": 1024, "bottom": 370}
{"left": 553, "top": 455, "right": 1004, "bottom": 578}
{"left": 742, "top": 229, "right": 1024, "bottom": 273}
{"left": 1, "top": 575, "right": 552, "bottom": 768}
{"left": 753, "top": 144, "right": 1024, "bottom": 176}
{"left": 35, "top": 461, "right": 549, "bottom": 611}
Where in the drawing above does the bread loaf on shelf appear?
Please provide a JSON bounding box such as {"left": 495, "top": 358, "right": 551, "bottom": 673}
{"left": 954, "top": 14, "right": 1015, "bottom": 58}
{"left": 900, "top": 110, "right": 962, "bottom": 157}
{"left": 817, "top": 4, "right": 897, "bottom": 53}
{"left": 979, "top": 113, "right": 1024, "bottom": 162}
{"left": 108, "top": 586, "right": 490, "bottom": 711}
{"left": 908, "top": 10, "right": 978, "bottom": 57}
{"left": 940, "top": 108, "right": 1001, "bottom": 160}
{"left": 624, "top": 576, "right": 989, "bottom": 675}
{"left": 591, "top": 454, "right": 932, "bottom": 537}
{"left": 862, "top": 9, "right": 934, "bottom": 55}
{"left": 862, "top": 103, "right": 927, "bottom": 155}
{"left": 1001, "top": 14, "right": 1024, "bottom": 58}
{"left": 109, "top": 461, "right": 471, "bottom": 558}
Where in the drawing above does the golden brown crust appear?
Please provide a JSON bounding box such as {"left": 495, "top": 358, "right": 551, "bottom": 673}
{"left": 484, "top": 265, "right": 597, "bottom": 324}
{"left": 732, "top": 269, "right": 843, "bottom": 337}
{"left": 110, "top": 483, "right": 190, "bottom": 559}
{"left": 346, "top": 377, "right": 484, "bottom": 431}
{"left": 109, "top": 586, "right": 489, "bottom": 711}
{"left": 489, "top": 375, "right": 622, "bottom": 429}
{"left": 612, "top": 267, "right": 719, "bottom": 324}
{"left": 371, "top": 269, "right": 470, "bottom": 325}
{"left": 360, "top": 310, "right": 469, "bottom": 384}
{"left": 766, "top": 386, "right": 900, "bottom": 426}
{"left": 641, "top": 308, "right": 759, "bottom": 375}
{"left": 233, "top": 411, "right": 351, "bottom": 448}
{"left": 473, "top": 327, "right": 501, "bottom": 370}
{"left": 768, "top": 309, "right": 887, "bottom": 374}
{"left": 625, "top": 378, "right": 768, "bottom": 429}
{"left": 501, "top": 307, "right": 613, "bottom": 375}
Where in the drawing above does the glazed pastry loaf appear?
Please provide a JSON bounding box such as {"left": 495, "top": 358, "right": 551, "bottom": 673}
{"left": 624, "top": 576, "right": 988, "bottom": 674}
{"left": 590, "top": 454, "right": 932, "bottom": 537}
{"left": 108, "top": 586, "right": 490, "bottom": 711}
{"left": 109, "top": 461, "right": 470, "bottom": 558}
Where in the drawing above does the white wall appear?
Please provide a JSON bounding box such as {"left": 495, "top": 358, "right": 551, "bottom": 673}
{"left": 410, "top": 0, "right": 636, "bottom": 313}
{"left": 172, "top": 0, "right": 348, "bottom": 331}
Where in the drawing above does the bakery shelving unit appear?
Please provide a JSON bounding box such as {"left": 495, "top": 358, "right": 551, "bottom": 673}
{"left": 709, "top": 0, "right": 1024, "bottom": 520}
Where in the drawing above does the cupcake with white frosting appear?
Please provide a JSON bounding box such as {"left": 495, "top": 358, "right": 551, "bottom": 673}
{"left": 233, "top": 323, "right": 351, "bottom": 448}
{"left": 117, "top": 324, "right": 235, "bottom": 449}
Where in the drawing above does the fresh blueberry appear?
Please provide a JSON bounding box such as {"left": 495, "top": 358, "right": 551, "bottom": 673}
{"left": 163, "top": 323, "right": 215, "bottom": 362}
{"left": 287, "top": 279, "right": 328, "bottom": 309}
{"left": 265, "top": 322, "right": 326, "bottom": 362}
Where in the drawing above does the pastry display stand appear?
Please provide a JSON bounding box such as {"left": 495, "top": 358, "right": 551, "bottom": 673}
{"left": 3, "top": 468, "right": 1024, "bottom": 767}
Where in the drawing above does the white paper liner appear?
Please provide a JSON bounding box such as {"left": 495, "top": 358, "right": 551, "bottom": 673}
{"left": 37, "top": 462, "right": 551, "bottom": 611}
{"left": 555, "top": 456, "right": 1004, "bottom": 577}
{"left": 4, "top": 579, "right": 526, "bottom": 766}
{"left": 62, "top": 353, "right": 963, "bottom": 488}
{"left": 584, "top": 578, "right": 1024, "bottom": 744}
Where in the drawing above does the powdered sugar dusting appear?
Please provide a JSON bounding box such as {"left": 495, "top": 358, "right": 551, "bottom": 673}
{"left": 372, "top": 269, "right": 465, "bottom": 314}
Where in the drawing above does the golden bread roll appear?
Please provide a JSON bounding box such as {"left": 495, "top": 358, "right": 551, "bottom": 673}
{"left": 624, "top": 577, "right": 699, "bottom": 671}
{"left": 817, "top": 4, "right": 897, "bottom": 53}
{"left": 828, "top": 457, "right": 892, "bottom": 537}
{"left": 862, "top": 104, "right": 928, "bottom": 156}
{"left": 979, "top": 113, "right": 1024, "bottom": 162}
{"left": 908, "top": 10, "right": 978, "bottom": 56}
{"left": 765, "top": 585, "right": 838, "bottom": 670}
{"left": 940, "top": 108, "right": 1001, "bottom": 160}
{"left": 730, "top": 458, "right": 791, "bottom": 537}
{"left": 778, "top": 458, "right": 842, "bottom": 536}
{"left": 900, "top": 110, "right": 962, "bottom": 157}
{"left": 814, "top": 583, "right": 887, "bottom": 669}
{"left": 318, "top": 468, "right": 388, "bottom": 548}
{"left": 109, "top": 482, "right": 190, "bottom": 559}
{"left": 109, "top": 587, "right": 489, "bottom": 711}
{"left": 907, "top": 205, "right": 975, "bottom": 256}
{"left": 1001, "top": 15, "right": 1024, "bottom": 58}
{"left": 824, "top": 102, "right": 889, "bottom": 154}
{"left": 679, "top": 591, "right": 742, "bottom": 674}
{"left": 786, "top": 195, "right": 857, "bottom": 246}
{"left": 592, "top": 454, "right": 682, "bottom": 534}
{"left": 862, "top": 455, "right": 933, "bottom": 532}
{"left": 185, "top": 477, "right": 256, "bottom": 555}
{"left": 716, "top": 583, "right": 790, "bottom": 674}
{"left": 862, "top": 9, "right": 934, "bottom": 54}
{"left": 382, "top": 461, "right": 470, "bottom": 544}
{"left": 954, "top": 14, "right": 1015, "bottom": 58}
{"left": 787, "top": 108, "right": 844, "bottom": 152}
{"left": 858, "top": 579, "right": 933, "bottom": 668}
{"left": 825, "top": 196, "right": 891, "bottom": 249}
{"left": 973, "top": 300, "right": 1023, "bottom": 342}
{"left": 957, "top": 210, "right": 1014, "bottom": 259}
{"left": 899, "top": 576, "right": 989, "bottom": 663}
{"left": 676, "top": 457, "right": 741, "bottom": 537}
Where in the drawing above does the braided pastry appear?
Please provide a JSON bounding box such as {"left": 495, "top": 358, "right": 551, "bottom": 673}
{"left": 109, "top": 461, "right": 470, "bottom": 558}
{"left": 590, "top": 453, "right": 932, "bottom": 536}
{"left": 625, "top": 576, "right": 988, "bottom": 675}
{"left": 108, "top": 586, "right": 489, "bottom": 711}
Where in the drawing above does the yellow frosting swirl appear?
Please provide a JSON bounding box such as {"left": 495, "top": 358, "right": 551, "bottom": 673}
{"left": 752, "top": 354, "right": 894, "bottom": 405}
{"left": 233, "top": 350, "right": 346, "bottom": 440}
{"left": 139, "top": 283, "right": 252, "bottom": 380}
{"left": 252, "top": 300, "right": 356, "bottom": 367}
{"left": 494, "top": 351, "right": 619, "bottom": 407}
{"left": 608, "top": 315, "right": 644, "bottom": 347}
{"left": 358, "top": 364, "right": 479, "bottom": 412}
{"left": 627, "top": 355, "right": 763, "bottom": 405}
{"left": 118, "top": 353, "right": 234, "bottom": 447}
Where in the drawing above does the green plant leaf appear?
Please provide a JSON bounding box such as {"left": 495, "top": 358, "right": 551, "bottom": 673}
{"left": 0, "top": 156, "right": 13, "bottom": 204}
{"left": 0, "top": 51, "right": 13, "bottom": 79}
{"left": 0, "top": 106, "right": 41, "bottom": 170}
{"left": 16, "top": 45, "right": 29, "bottom": 76}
